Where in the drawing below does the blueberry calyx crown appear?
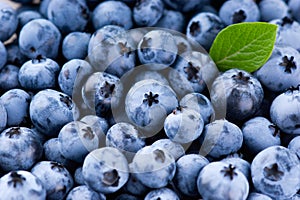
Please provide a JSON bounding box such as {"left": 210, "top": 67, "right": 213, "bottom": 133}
{"left": 118, "top": 42, "right": 131, "bottom": 57}
{"left": 50, "top": 161, "right": 65, "bottom": 172}
{"left": 232, "top": 10, "right": 246, "bottom": 24}
{"left": 143, "top": 91, "right": 159, "bottom": 107}
{"left": 172, "top": 105, "right": 186, "bottom": 114}
{"left": 80, "top": 5, "right": 89, "bottom": 19}
{"left": 268, "top": 124, "right": 280, "bottom": 137}
{"left": 32, "top": 55, "right": 46, "bottom": 64}
{"left": 189, "top": 22, "right": 201, "bottom": 37}
{"left": 279, "top": 56, "right": 296, "bottom": 74}
{"left": 263, "top": 163, "right": 284, "bottom": 181}
{"left": 8, "top": 172, "right": 26, "bottom": 188}
{"left": 59, "top": 94, "right": 73, "bottom": 110}
{"left": 184, "top": 62, "right": 200, "bottom": 82}
{"left": 153, "top": 149, "right": 165, "bottom": 163}
{"left": 100, "top": 81, "right": 115, "bottom": 99}
{"left": 232, "top": 71, "right": 251, "bottom": 85}
{"left": 286, "top": 84, "right": 300, "bottom": 93}
{"left": 281, "top": 16, "right": 294, "bottom": 26}
{"left": 102, "top": 169, "right": 120, "bottom": 187}
{"left": 140, "top": 37, "right": 154, "bottom": 60}
{"left": 82, "top": 126, "right": 95, "bottom": 140}
{"left": 5, "top": 127, "right": 21, "bottom": 138}
{"left": 220, "top": 164, "right": 238, "bottom": 180}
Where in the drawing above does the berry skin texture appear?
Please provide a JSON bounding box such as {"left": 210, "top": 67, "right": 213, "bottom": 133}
{"left": 259, "top": 0, "right": 289, "bottom": 22}
{"left": 47, "top": 0, "right": 90, "bottom": 34}
{"left": 0, "top": 64, "right": 20, "bottom": 91}
{"left": 200, "top": 119, "right": 243, "bottom": 159}
{"left": 133, "top": 0, "right": 164, "bottom": 27}
{"left": 0, "top": 89, "right": 30, "bottom": 126}
{"left": 151, "top": 139, "right": 185, "bottom": 160}
{"left": 211, "top": 69, "right": 264, "bottom": 123}
{"left": 131, "top": 146, "right": 176, "bottom": 189}
{"left": 62, "top": 32, "right": 91, "bottom": 60}
{"left": 0, "top": 170, "right": 46, "bottom": 200}
{"left": 155, "top": 9, "right": 186, "bottom": 32}
{"left": 270, "top": 87, "right": 300, "bottom": 134}
{"left": 0, "top": 41, "right": 7, "bottom": 70}
{"left": 251, "top": 146, "right": 300, "bottom": 199}
{"left": 162, "top": 0, "right": 206, "bottom": 13}
{"left": 219, "top": 0, "right": 260, "bottom": 25}
{"left": 186, "top": 12, "right": 224, "bottom": 50}
{"left": 137, "top": 30, "right": 178, "bottom": 68}
{"left": 197, "top": 161, "right": 249, "bottom": 200}
{"left": 0, "top": 127, "right": 43, "bottom": 172}
{"left": 0, "top": 99, "right": 7, "bottom": 132}
{"left": 144, "top": 188, "right": 180, "bottom": 200}
{"left": 31, "top": 161, "right": 74, "bottom": 200}
{"left": 288, "top": 136, "right": 300, "bottom": 158}
{"left": 66, "top": 185, "right": 106, "bottom": 200}
{"left": 173, "top": 154, "right": 209, "bottom": 197}
{"left": 29, "top": 89, "right": 78, "bottom": 137}
{"left": 164, "top": 106, "right": 204, "bottom": 144}
{"left": 288, "top": 0, "right": 300, "bottom": 23}
{"left": 255, "top": 45, "right": 300, "bottom": 92}
{"left": 92, "top": 1, "right": 133, "bottom": 30}
{"left": 0, "top": 2, "right": 18, "bottom": 42}
{"left": 247, "top": 192, "right": 272, "bottom": 200}
{"left": 82, "top": 147, "right": 129, "bottom": 194}
{"left": 19, "top": 19, "right": 61, "bottom": 59}
{"left": 18, "top": 56, "right": 60, "bottom": 91}
{"left": 242, "top": 117, "right": 281, "bottom": 157}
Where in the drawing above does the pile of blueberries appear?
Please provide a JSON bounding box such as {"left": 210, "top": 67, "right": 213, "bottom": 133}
{"left": 0, "top": 0, "right": 300, "bottom": 199}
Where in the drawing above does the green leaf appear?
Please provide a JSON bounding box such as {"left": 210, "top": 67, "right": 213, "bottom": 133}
{"left": 209, "top": 22, "right": 277, "bottom": 72}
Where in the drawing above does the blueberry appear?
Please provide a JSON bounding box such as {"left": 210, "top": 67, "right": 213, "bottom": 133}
{"left": 199, "top": 119, "right": 243, "bottom": 159}
{"left": 0, "top": 2, "right": 18, "bottom": 42}
{"left": 5, "top": 42, "right": 27, "bottom": 66}
{"left": 80, "top": 115, "right": 109, "bottom": 147}
{"left": 164, "top": 106, "right": 204, "bottom": 144}
{"left": 219, "top": 0, "right": 260, "bottom": 25}
{"left": 0, "top": 89, "right": 30, "bottom": 126}
{"left": 114, "top": 194, "right": 141, "bottom": 200}
{"left": 180, "top": 93, "right": 215, "bottom": 124}
{"left": 288, "top": 0, "right": 300, "bottom": 23}
{"left": 133, "top": 0, "right": 164, "bottom": 27}
{"left": 169, "top": 51, "right": 218, "bottom": 97}
{"left": 270, "top": 86, "right": 300, "bottom": 134}
{"left": 125, "top": 79, "right": 178, "bottom": 135}
{"left": 19, "top": 19, "right": 61, "bottom": 59}
{"left": 31, "top": 161, "right": 74, "bottom": 200}
{"left": 197, "top": 161, "right": 249, "bottom": 200}
{"left": 66, "top": 185, "right": 106, "bottom": 200}
{"left": 221, "top": 157, "right": 251, "bottom": 181}
{"left": 255, "top": 45, "right": 300, "bottom": 92}
{"left": 270, "top": 17, "right": 300, "bottom": 52}
{"left": 0, "top": 100, "right": 7, "bottom": 132}
{"left": 18, "top": 56, "right": 60, "bottom": 91}
{"left": 82, "top": 147, "right": 129, "bottom": 194}
{"left": 242, "top": 117, "right": 281, "bottom": 156}
{"left": 58, "top": 121, "right": 99, "bottom": 163}
{"left": 131, "top": 146, "right": 176, "bottom": 188}
{"left": 88, "top": 25, "right": 136, "bottom": 77}
{"left": 106, "top": 122, "right": 145, "bottom": 156}
{"left": 29, "top": 89, "right": 78, "bottom": 137}
{"left": 43, "top": 138, "right": 77, "bottom": 170}
{"left": 137, "top": 30, "right": 178, "bottom": 68}
{"left": 259, "top": 0, "right": 289, "bottom": 22}
{"left": 186, "top": 12, "right": 224, "bottom": 50}
{"left": 82, "top": 72, "right": 123, "bottom": 118}
{"left": 39, "top": 0, "right": 50, "bottom": 17}
{"left": 58, "top": 59, "right": 93, "bottom": 96}
{"left": 155, "top": 9, "right": 185, "bottom": 32}
{"left": 17, "top": 10, "right": 43, "bottom": 30}
{"left": 151, "top": 138, "right": 185, "bottom": 160}
{"left": 0, "top": 127, "right": 43, "bottom": 172}
{"left": 62, "top": 33, "right": 91, "bottom": 61}
{"left": 246, "top": 192, "right": 272, "bottom": 200}
{"left": 0, "top": 64, "right": 20, "bottom": 92}
{"left": 0, "top": 170, "right": 46, "bottom": 200}
{"left": 47, "top": 0, "right": 90, "bottom": 34}
{"left": 92, "top": 1, "right": 133, "bottom": 30}
{"left": 162, "top": 0, "right": 206, "bottom": 12}
{"left": 211, "top": 69, "right": 264, "bottom": 123}
{"left": 173, "top": 154, "right": 209, "bottom": 197}
{"left": 0, "top": 41, "right": 7, "bottom": 70}
{"left": 251, "top": 146, "right": 300, "bottom": 199}
{"left": 288, "top": 136, "right": 300, "bottom": 158}
{"left": 73, "top": 167, "right": 84, "bottom": 185}
{"left": 144, "top": 188, "right": 180, "bottom": 200}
